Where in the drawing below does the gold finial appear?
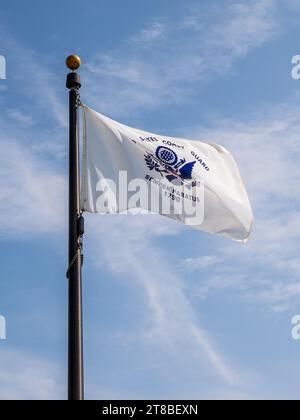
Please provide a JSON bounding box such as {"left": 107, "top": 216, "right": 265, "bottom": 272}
{"left": 66, "top": 54, "right": 81, "bottom": 71}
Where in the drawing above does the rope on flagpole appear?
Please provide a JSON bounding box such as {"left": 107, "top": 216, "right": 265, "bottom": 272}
{"left": 66, "top": 213, "right": 84, "bottom": 279}
{"left": 66, "top": 247, "right": 80, "bottom": 279}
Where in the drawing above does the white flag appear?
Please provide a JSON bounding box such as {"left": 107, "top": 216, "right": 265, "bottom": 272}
{"left": 80, "top": 105, "right": 253, "bottom": 242}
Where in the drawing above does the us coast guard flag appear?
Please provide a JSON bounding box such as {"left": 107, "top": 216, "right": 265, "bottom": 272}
{"left": 80, "top": 105, "right": 253, "bottom": 242}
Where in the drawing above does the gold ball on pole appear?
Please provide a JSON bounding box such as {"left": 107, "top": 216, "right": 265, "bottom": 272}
{"left": 66, "top": 54, "right": 81, "bottom": 71}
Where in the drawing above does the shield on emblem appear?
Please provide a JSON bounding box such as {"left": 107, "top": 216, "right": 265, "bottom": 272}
{"left": 156, "top": 146, "right": 178, "bottom": 166}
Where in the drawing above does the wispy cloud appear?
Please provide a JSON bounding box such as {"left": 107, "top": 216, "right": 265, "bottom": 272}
{"left": 0, "top": 348, "right": 64, "bottom": 400}
{"left": 0, "top": 137, "right": 66, "bottom": 238}
{"left": 181, "top": 98, "right": 300, "bottom": 312}
{"left": 6, "top": 109, "right": 34, "bottom": 126}
{"left": 131, "top": 20, "right": 168, "bottom": 43}
{"left": 0, "top": 28, "right": 70, "bottom": 239}
{"left": 206, "top": 0, "right": 278, "bottom": 61}
{"left": 0, "top": 27, "right": 67, "bottom": 130}
{"left": 88, "top": 215, "right": 241, "bottom": 386}
{"left": 178, "top": 256, "right": 222, "bottom": 272}
{"left": 84, "top": 0, "right": 279, "bottom": 116}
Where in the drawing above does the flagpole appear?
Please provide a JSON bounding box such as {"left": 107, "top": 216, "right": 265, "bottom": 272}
{"left": 66, "top": 55, "right": 84, "bottom": 401}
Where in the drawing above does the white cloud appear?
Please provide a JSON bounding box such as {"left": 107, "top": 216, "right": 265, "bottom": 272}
{"left": 246, "top": 280, "right": 300, "bottom": 312}
{"left": 84, "top": 0, "right": 279, "bottom": 116}
{"left": 0, "top": 348, "right": 64, "bottom": 400}
{"left": 181, "top": 99, "right": 300, "bottom": 311}
{"left": 0, "top": 138, "right": 66, "bottom": 237}
{"left": 7, "top": 109, "right": 34, "bottom": 126}
{"left": 88, "top": 215, "right": 240, "bottom": 385}
{"left": 206, "top": 0, "right": 278, "bottom": 60}
{"left": 0, "top": 33, "right": 68, "bottom": 237}
{"left": 131, "top": 21, "right": 168, "bottom": 43}
{"left": 0, "top": 28, "right": 67, "bottom": 129}
{"left": 178, "top": 256, "right": 222, "bottom": 272}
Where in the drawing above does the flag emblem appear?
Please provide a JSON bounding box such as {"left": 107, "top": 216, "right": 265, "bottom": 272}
{"left": 145, "top": 146, "right": 196, "bottom": 186}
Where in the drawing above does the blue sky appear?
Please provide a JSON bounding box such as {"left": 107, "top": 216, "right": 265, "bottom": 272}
{"left": 1, "top": 0, "right": 300, "bottom": 400}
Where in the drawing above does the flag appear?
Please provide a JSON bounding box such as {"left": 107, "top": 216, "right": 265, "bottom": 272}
{"left": 80, "top": 104, "right": 253, "bottom": 242}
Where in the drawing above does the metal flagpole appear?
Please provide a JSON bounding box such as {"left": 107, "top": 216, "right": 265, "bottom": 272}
{"left": 66, "top": 54, "right": 84, "bottom": 401}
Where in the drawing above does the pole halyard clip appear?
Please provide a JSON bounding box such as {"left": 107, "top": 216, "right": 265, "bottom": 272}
{"left": 66, "top": 214, "right": 85, "bottom": 279}
{"left": 76, "top": 92, "right": 82, "bottom": 109}
{"left": 77, "top": 214, "right": 85, "bottom": 236}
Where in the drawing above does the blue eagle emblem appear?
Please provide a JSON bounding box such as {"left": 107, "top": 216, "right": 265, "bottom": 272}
{"left": 145, "top": 146, "right": 196, "bottom": 186}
